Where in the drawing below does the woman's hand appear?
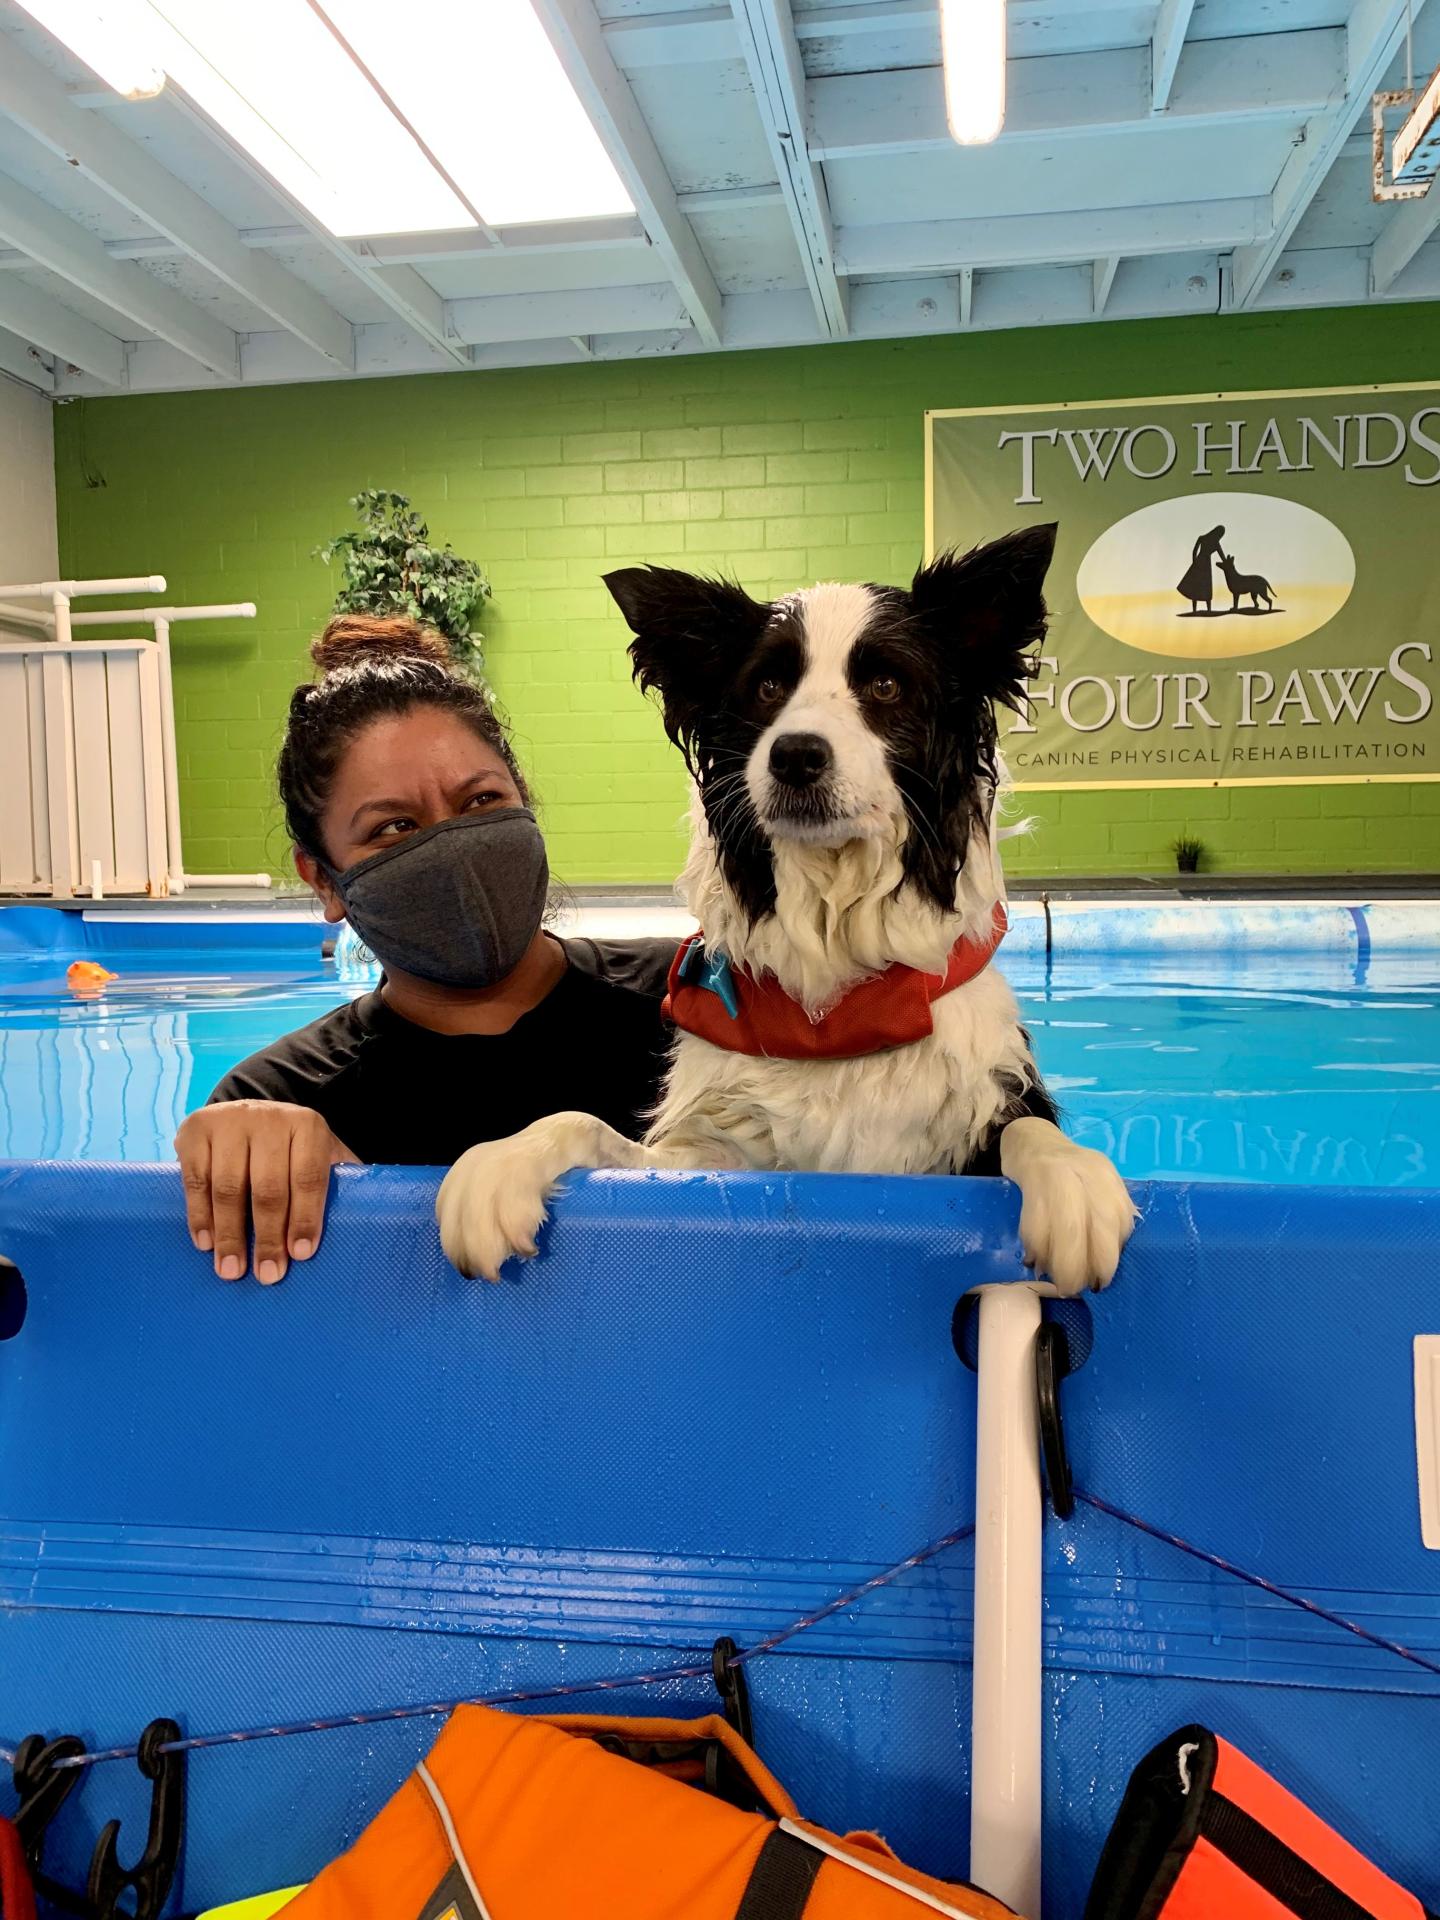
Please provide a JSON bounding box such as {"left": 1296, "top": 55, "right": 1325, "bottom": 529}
{"left": 174, "top": 1101, "right": 360, "bottom": 1284}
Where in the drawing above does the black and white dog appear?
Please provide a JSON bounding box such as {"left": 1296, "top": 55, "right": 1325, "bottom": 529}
{"left": 437, "top": 525, "right": 1136, "bottom": 1295}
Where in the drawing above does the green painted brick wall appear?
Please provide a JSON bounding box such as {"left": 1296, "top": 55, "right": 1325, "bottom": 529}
{"left": 54, "top": 304, "right": 1440, "bottom": 887}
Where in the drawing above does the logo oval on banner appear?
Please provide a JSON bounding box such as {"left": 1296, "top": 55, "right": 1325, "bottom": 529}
{"left": 1075, "top": 491, "right": 1356, "bottom": 659}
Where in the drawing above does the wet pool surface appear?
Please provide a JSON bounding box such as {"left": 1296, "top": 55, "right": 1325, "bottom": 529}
{"left": 1, "top": 942, "right": 1437, "bottom": 1184}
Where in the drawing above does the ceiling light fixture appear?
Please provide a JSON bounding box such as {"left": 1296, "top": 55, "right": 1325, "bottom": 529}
{"left": 14, "top": 0, "right": 165, "bottom": 99}
{"left": 317, "top": 0, "right": 634, "bottom": 228}
{"left": 939, "top": 0, "right": 1007, "bottom": 147}
{"left": 145, "top": 0, "right": 475, "bottom": 236}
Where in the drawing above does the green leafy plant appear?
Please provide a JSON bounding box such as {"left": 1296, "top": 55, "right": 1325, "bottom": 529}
{"left": 314, "top": 489, "right": 491, "bottom": 678}
{"left": 1172, "top": 834, "right": 1207, "bottom": 874}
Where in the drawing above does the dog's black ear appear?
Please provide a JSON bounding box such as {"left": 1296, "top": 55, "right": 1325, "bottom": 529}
{"left": 910, "top": 523, "right": 1057, "bottom": 710}
{"left": 605, "top": 566, "right": 772, "bottom": 767}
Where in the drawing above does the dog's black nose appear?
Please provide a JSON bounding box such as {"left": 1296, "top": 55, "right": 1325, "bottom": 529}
{"left": 768, "top": 732, "right": 833, "bottom": 787}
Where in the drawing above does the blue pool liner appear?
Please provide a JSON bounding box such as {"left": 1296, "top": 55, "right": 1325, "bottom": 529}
{"left": 0, "top": 1164, "right": 1435, "bottom": 1917}
{"left": 3, "top": 898, "right": 1436, "bottom": 969}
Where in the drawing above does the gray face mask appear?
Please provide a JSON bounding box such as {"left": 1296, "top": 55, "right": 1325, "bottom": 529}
{"left": 330, "top": 808, "right": 549, "bottom": 989}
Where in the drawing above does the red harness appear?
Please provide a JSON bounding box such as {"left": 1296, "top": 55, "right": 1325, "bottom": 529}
{"left": 665, "top": 903, "right": 1008, "bottom": 1062}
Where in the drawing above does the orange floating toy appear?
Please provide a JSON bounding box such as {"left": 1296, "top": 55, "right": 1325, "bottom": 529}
{"left": 66, "top": 960, "right": 118, "bottom": 991}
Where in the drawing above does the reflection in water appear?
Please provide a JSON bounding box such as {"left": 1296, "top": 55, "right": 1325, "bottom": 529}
{"left": 0, "top": 951, "right": 1436, "bottom": 1186}
{"left": 0, "top": 968, "right": 367, "bottom": 1162}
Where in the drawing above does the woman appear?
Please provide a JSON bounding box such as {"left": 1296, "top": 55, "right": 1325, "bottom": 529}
{"left": 176, "top": 616, "right": 674, "bottom": 1285}
{"left": 1176, "top": 524, "right": 1225, "bottom": 614}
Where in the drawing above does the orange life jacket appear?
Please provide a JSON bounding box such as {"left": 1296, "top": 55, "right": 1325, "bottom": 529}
{"left": 1085, "top": 1724, "right": 1437, "bottom": 1920}
{"left": 282, "top": 1703, "right": 1023, "bottom": 1920}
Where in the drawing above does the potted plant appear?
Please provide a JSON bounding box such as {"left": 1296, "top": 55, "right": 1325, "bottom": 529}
{"left": 314, "top": 489, "right": 491, "bottom": 679}
{"left": 1171, "top": 834, "right": 1207, "bottom": 874}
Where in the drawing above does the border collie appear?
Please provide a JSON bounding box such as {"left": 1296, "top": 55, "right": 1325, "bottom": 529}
{"left": 437, "top": 526, "right": 1136, "bottom": 1295}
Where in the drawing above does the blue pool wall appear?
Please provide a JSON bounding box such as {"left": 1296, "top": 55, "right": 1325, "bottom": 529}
{"left": 0, "top": 1164, "right": 1436, "bottom": 1918}
{"left": 3, "top": 898, "right": 1438, "bottom": 966}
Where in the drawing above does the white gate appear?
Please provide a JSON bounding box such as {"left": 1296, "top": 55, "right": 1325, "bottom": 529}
{"left": 0, "top": 575, "right": 262, "bottom": 897}
{"left": 0, "top": 634, "right": 168, "bottom": 896}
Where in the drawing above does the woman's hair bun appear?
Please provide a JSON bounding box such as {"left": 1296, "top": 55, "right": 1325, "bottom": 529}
{"left": 309, "top": 613, "right": 452, "bottom": 676}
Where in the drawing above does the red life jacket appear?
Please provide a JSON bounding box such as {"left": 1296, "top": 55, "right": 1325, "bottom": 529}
{"left": 665, "top": 903, "right": 1009, "bottom": 1061}
{"left": 1085, "top": 1725, "right": 1437, "bottom": 1920}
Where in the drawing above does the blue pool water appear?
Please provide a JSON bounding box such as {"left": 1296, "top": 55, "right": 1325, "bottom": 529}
{"left": 1, "top": 911, "right": 1436, "bottom": 1183}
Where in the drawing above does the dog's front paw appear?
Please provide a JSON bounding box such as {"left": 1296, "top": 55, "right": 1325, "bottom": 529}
{"left": 436, "top": 1136, "right": 555, "bottom": 1282}
{"left": 1000, "top": 1118, "right": 1138, "bottom": 1296}
{"left": 435, "top": 1112, "right": 625, "bottom": 1281}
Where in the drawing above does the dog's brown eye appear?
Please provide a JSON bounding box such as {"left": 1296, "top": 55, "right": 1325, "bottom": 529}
{"left": 757, "top": 677, "right": 785, "bottom": 705}
{"left": 869, "top": 675, "right": 900, "bottom": 703}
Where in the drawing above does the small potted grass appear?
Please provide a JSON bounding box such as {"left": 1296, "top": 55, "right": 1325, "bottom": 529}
{"left": 1172, "top": 834, "right": 1207, "bottom": 875}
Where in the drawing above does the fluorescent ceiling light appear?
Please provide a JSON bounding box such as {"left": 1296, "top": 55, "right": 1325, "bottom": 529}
{"left": 319, "top": 0, "right": 635, "bottom": 227}
{"left": 145, "top": 0, "right": 474, "bottom": 236}
{"left": 15, "top": 0, "right": 165, "bottom": 99}
{"left": 939, "top": 0, "right": 1007, "bottom": 146}
{"left": 17, "top": 0, "right": 635, "bottom": 233}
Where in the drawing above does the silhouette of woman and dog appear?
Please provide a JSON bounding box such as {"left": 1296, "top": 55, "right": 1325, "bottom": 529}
{"left": 1177, "top": 524, "right": 1279, "bottom": 616}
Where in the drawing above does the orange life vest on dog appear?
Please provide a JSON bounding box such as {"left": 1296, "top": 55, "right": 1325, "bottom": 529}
{"left": 1085, "top": 1725, "right": 1437, "bottom": 1920}
{"left": 282, "top": 1703, "right": 1022, "bottom": 1920}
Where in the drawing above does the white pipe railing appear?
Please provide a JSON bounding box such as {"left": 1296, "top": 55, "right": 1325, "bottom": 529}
{"left": 0, "top": 575, "right": 166, "bottom": 598}
{"left": 0, "top": 599, "right": 54, "bottom": 629}
{"left": 68, "top": 602, "right": 257, "bottom": 625}
{"left": 969, "top": 1283, "right": 1044, "bottom": 1919}
{"left": 154, "top": 616, "right": 184, "bottom": 894}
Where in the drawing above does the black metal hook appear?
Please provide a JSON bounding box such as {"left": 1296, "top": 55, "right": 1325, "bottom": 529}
{"left": 711, "top": 1636, "right": 754, "bottom": 1749}
{"left": 13, "top": 1732, "right": 86, "bottom": 1874}
{"left": 84, "top": 1718, "right": 186, "bottom": 1920}
{"left": 1035, "top": 1319, "right": 1075, "bottom": 1520}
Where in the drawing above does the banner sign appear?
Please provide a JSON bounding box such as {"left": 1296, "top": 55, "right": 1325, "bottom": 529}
{"left": 926, "top": 385, "right": 1440, "bottom": 788}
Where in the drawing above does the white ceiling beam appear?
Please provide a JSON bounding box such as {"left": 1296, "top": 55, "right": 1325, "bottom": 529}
{"left": 0, "top": 173, "right": 238, "bottom": 379}
{"left": 529, "top": 0, "right": 724, "bottom": 347}
{"left": 529, "top": 0, "right": 725, "bottom": 349}
{"left": 0, "top": 324, "right": 54, "bottom": 392}
{"left": 36, "top": 214, "right": 648, "bottom": 269}
{"left": 604, "top": 4, "right": 737, "bottom": 67}
{"left": 0, "top": 276, "right": 125, "bottom": 384}
{"left": 1093, "top": 255, "right": 1121, "bottom": 311}
{"left": 677, "top": 184, "right": 785, "bottom": 215}
{"left": 342, "top": 216, "right": 647, "bottom": 260}
{"left": 448, "top": 282, "right": 689, "bottom": 345}
{"left": 1151, "top": 0, "right": 1198, "bottom": 109}
{"left": 603, "top": 0, "right": 1159, "bottom": 69}
{"left": 1251, "top": 238, "right": 1440, "bottom": 307}
{"left": 731, "top": 0, "right": 849, "bottom": 337}
{"left": 1371, "top": 185, "right": 1440, "bottom": 291}
{"left": 837, "top": 195, "right": 1271, "bottom": 276}
{"left": 55, "top": 236, "right": 1440, "bottom": 395}
{"left": 160, "top": 87, "right": 471, "bottom": 370}
{"left": 1229, "top": 0, "right": 1432, "bottom": 307}
{"left": 0, "top": 40, "right": 353, "bottom": 373}
{"left": 326, "top": 219, "right": 649, "bottom": 266}
{"left": 809, "top": 30, "right": 1344, "bottom": 158}
{"left": 354, "top": 254, "right": 466, "bottom": 356}
{"left": 959, "top": 265, "right": 974, "bottom": 328}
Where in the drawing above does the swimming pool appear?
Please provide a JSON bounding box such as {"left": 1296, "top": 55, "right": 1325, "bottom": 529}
{"left": 2, "top": 902, "right": 1436, "bottom": 1183}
